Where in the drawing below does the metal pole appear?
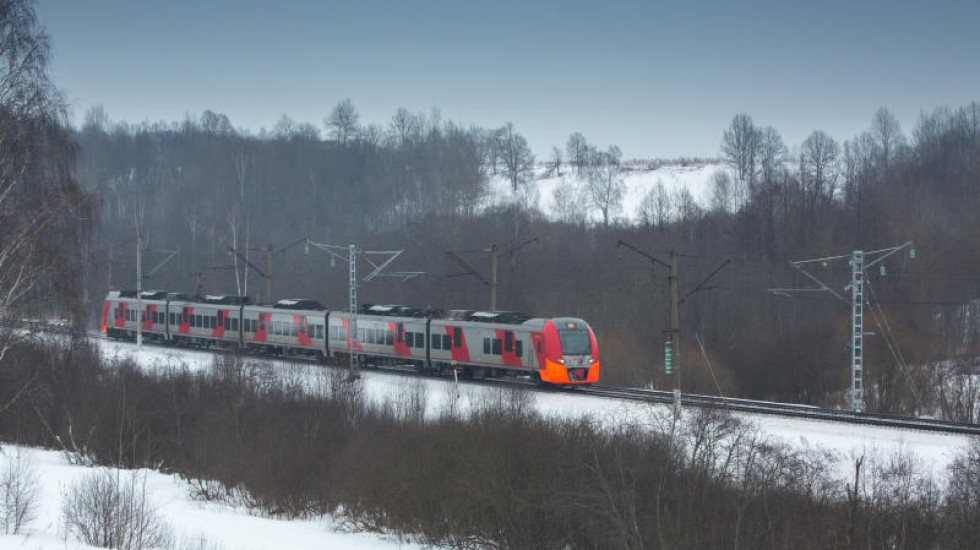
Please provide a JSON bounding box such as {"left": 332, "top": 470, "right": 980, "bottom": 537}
{"left": 136, "top": 226, "right": 143, "bottom": 351}
{"left": 349, "top": 244, "right": 358, "bottom": 377}
{"left": 265, "top": 245, "right": 273, "bottom": 303}
{"left": 107, "top": 242, "right": 113, "bottom": 291}
{"left": 490, "top": 244, "right": 498, "bottom": 311}
{"left": 669, "top": 249, "right": 680, "bottom": 414}
{"left": 850, "top": 250, "right": 865, "bottom": 412}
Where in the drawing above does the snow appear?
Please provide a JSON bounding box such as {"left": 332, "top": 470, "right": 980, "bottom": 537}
{"left": 0, "top": 445, "right": 421, "bottom": 550}
{"left": 486, "top": 160, "right": 726, "bottom": 224}
{"left": 4, "top": 337, "right": 967, "bottom": 548}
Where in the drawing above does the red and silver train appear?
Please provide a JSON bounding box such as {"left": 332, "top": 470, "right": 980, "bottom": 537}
{"left": 102, "top": 291, "right": 600, "bottom": 385}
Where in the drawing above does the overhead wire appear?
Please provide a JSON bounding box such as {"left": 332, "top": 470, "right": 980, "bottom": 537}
{"left": 865, "top": 278, "right": 922, "bottom": 407}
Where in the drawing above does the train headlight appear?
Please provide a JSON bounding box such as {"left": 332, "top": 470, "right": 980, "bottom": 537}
{"left": 589, "top": 358, "right": 594, "bottom": 364}
{"left": 558, "top": 358, "right": 565, "bottom": 365}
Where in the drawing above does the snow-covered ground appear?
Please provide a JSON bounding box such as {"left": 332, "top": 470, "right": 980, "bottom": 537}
{"left": 2, "top": 338, "right": 968, "bottom": 549}
{"left": 0, "top": 445, "right": 421, "bottom": 550}
{"left": 486, "top": 160, "right": 726, "bottom": 224}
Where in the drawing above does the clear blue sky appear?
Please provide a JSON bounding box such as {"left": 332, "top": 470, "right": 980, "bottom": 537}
{"left": 37, "top": 0, "right": 980, "bottom": 159}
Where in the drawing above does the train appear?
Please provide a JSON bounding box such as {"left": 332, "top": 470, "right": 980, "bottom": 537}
{"left": 101, "top": 290, "right": 600, "bottom": 385}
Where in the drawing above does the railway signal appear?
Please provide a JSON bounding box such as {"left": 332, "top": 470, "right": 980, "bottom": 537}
{"left": 616, "top": 240, "right": 729, "bottom": 414}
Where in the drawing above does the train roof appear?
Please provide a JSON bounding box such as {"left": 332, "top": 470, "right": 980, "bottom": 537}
{"left": 361, "top": 304, "right": 421, "bottom": 317}
{"left": 273, "top": 298, "right": 326, "bottom": 310}
{"left": 202, "top": 294, "right": 250, "bottom": 305}
{"left": 468, "top": 311, "right": 531, "bottom": 324}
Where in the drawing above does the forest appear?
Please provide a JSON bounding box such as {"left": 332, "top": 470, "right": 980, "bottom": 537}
{"left": 68, "top": 98, "right": 980, "bottom": 417}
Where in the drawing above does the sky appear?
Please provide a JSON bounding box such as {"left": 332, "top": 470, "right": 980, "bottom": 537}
{"left": 35, "top": 0, "right": 980, "bottom": 160}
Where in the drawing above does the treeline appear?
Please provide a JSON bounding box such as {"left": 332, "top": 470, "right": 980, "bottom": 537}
{"left": 2, "top": 340, "right": 979, "bottom": 549}
{"left": 73, "top": 100, "right": 980, "bottom": 412}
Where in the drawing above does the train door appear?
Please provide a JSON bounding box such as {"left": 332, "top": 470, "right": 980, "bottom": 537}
{"left": 451, "top": 327, "right": 463, "bottom": 363}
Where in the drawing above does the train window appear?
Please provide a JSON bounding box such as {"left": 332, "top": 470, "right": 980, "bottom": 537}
{"left": 443, "top": 334, "right": 452, "bottom": 350}
{"left": 169, "top": 313, "right": 175, "bottom": 325}
{"left": 386, "top": 331, "right": 393, "bottom": 345}
{"left": 505, "top": 332, "right": 513, "bottom": 352}
{"left": 316, "top": 325, "right": 324, "bottom": 339}
{"left": 405, "top": 332, "right": 414, "bottom": 347}
{"left": 232, "top": 318, "right": 239, "bottom": 332}
{"left": 189, "top": 315, "right": 195, "bottom": 328}
{"left": 291, "top": 323, "right": 298, "bottom": 337}
{"left": 415, "top": 333, "right": 424, "bottom": 348}
{"left": 217, "top": 313, "right": 223, "bottom": 328}
{"left": 259, "top": 316, "right": 265, "bottom": 332}
{"left": 432, "top": 334, "right": 441, "bottom": 350}
{"left": 379, "top": 329, "right": 386, "bottom": 344}
{"left": 483, "top": 338, "right": 491, "bottom": 354}
{"left": 537, "top": 342, "right": 542, "bottom": 354}
{"left": 515, "top": 341, "right": 523, "bottom": 357}
{"left": 396, "top": 324, "right": 403, "bottom": 343}
{"left": 492, "top": 339, "right": 502, "bottom": 355}
{"left": 453, "top": 328, "right": 462, "bottom": 348}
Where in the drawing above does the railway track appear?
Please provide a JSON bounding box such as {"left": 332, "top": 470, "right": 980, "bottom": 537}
{"left": 580, "top": 384, "right": 980, "bottom": 436}
{"left": 21, "top": 322, "right": 980, "bottom": 437}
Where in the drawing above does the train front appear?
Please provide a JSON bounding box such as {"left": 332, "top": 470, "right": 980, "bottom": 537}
{"left": 537, "top": 318, "right": 600, "bottom": 384}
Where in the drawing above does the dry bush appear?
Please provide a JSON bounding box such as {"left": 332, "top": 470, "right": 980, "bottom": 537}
{"left": 61, "top": 470, "right": 172, "bottom": 550}
{"left": 1, "top": 449, "right": 39, "bottom": 534}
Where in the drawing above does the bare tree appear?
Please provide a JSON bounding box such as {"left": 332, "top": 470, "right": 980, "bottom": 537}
{"left": 799, "top": 130, "right": 841, "bottom": 204}
{"left": 272, "top": 114, "right": 296, "bottom": 140}
{"left": 721, "top": 114, "right": 760, "bottom": 188}
{"left": 498, "top": 122, "right": 535, "bottom": 191}
{"left": 566, "top": 132, "right": 589, "bottom": 171}
{"left": 199, "top": 109, "right": 234, "bottom": 135}
{"left": 710, "top": 169, "right": 735, "bottom": 213}
{"left": 870, "top": 107, "right": 907, "bottom": 169}
{"left": 637, "top": 179, "right": 672, "bottom": 230}
{"left": 582, "top": 146, "right": 625, "bottom": 227}
{"left": 1, "top": 450, "right": 39, "bottom": 535}
{"left": 757, "top": 126, "right": 787, "bottom": 188}
{"left": 324, "top": 98, "right": 360, "bottom": 145}
{"left": 551, "top": 179, "right": 589, "bottom": 225}
{"left": 389, "top": 107, "right": 423, "bottom": 149}
{"left": 550, "top": 146, "right": 563, "bottom": 177}
{"left": 0, "top": 0, "right": 94, "bottom": 360}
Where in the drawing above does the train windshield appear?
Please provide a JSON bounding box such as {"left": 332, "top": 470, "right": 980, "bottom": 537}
{"left": 558, "top": 327, "right": 591, "bottom": 356}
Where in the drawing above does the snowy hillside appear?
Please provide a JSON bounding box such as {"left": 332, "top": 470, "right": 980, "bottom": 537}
{"left": 485, "top": 160, "right": 728, "bottom": 224}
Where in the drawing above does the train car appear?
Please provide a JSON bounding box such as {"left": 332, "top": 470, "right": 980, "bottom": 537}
{"left": 243, "top": 299, "right": 328, "bottom": 360}
{"left": 429, "top": 312, "right": 599, "bottom": 384}
{"left": 327, "top": 305, "right": 428, "bottom": 368}
{"left": 102, "top": 290, "right": 173, "bottom": 343}
{"left": 169, "top": 295, "right": 245, "bottom": 349}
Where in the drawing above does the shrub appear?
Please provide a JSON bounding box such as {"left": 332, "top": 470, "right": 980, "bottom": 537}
{"left": 1, "top": 449, "right": 39, "bottom": 534}
{"left": 61, "top": 470, "right": 172, "bottom": 550}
